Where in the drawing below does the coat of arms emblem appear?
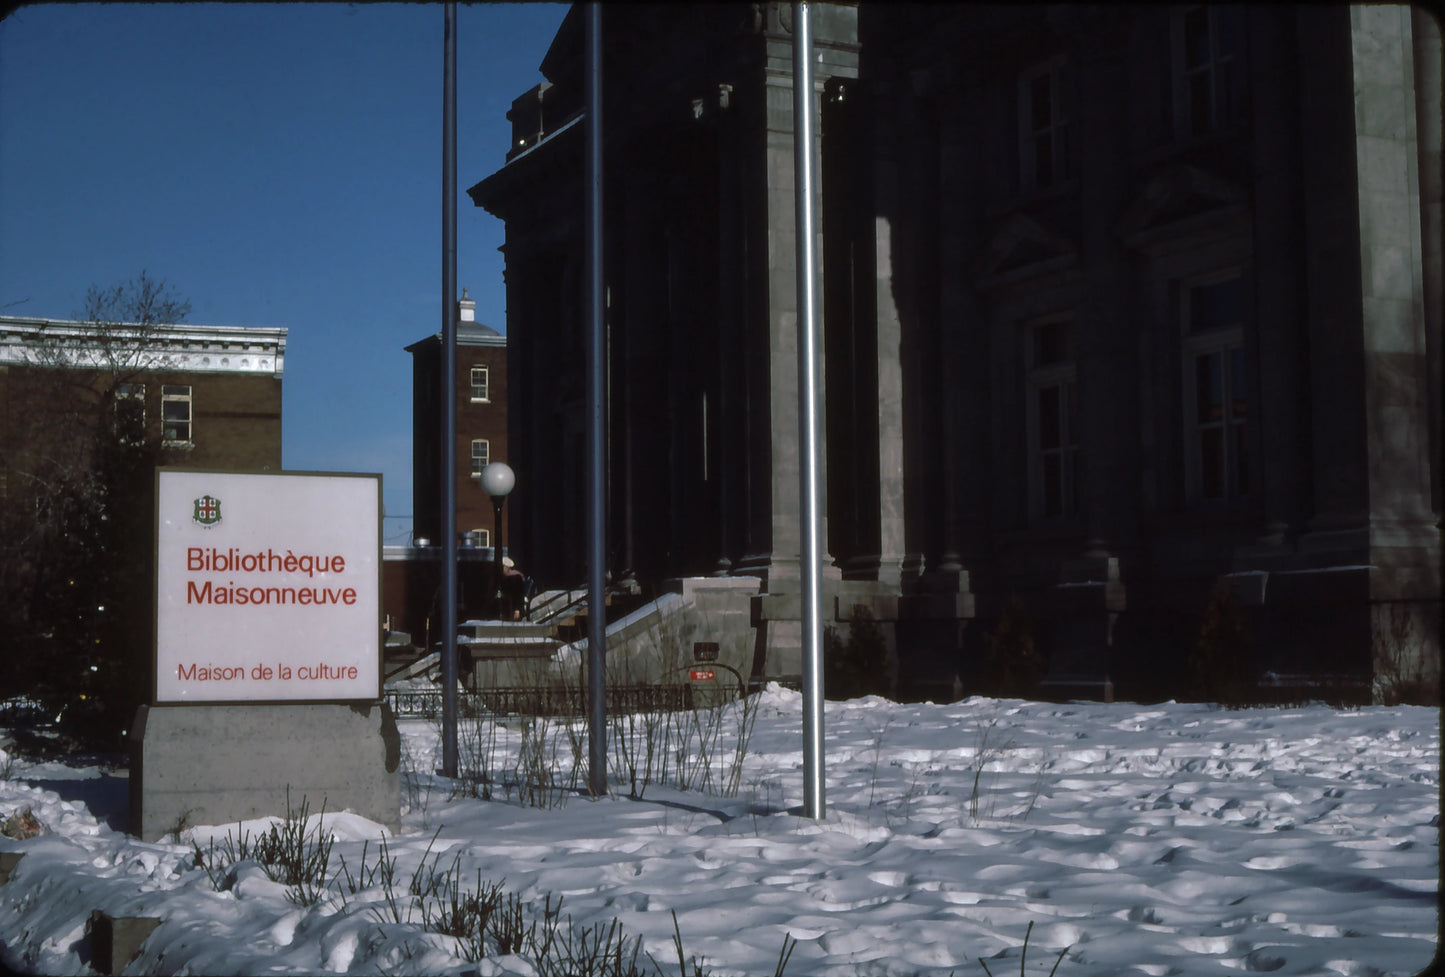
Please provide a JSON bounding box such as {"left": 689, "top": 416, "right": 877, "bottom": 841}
{"left": 192, "top": 494, "right": 222, "bottom": 527}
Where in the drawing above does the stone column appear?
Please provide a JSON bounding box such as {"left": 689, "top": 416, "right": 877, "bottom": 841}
{"left": 1352, "top": 5, "right": 1436, "bottom": 556}
{"left": 1246, "top": 6, "right": 1308, "bottom": 552}
{"left": 1352, "top": 7, "right": 1440, "bottom": 699}
{"left": 1295, "top": 6, "right": 1439, "bottom": 696}
{"left": 874, "top": 224, "right": 907, "bottom": 588}
{"left": 871, "top": 74, "right": 909, "bottom": 588}
{"left": 1298, "top": 7, "right": 1370, "bottom": 544}
{"left": 740, "top": 21, "right": 809, "bottom": 587}
{"left": 1414, "top": 9, "right": 1442, "bottom": 521}
{"left": 740, "top": 3, "right": 858, "bottom": 682}
{"left": 1299, "top": 7, "right": 1437, "bottom": 562}
{"left": 715, "top": 83, "right": 742, "bottom": 575}
{"left": 890, "top": 79, "right": 931, "bottom": 586}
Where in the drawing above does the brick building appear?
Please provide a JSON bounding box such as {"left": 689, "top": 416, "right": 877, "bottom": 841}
{"left": 0, "top": 313, "right": 286, "bottom": 731}
{"left": 389, "top": 293, "right": 509, "bottom": 641}
{"left": 407, "top": 290, "right": 509, "bottom": 547}
{"left": 0, "top": 314, "right": 285, "bottom": 479}
{"left": 469, "top": 4, "right": 1440, "bottom": 703}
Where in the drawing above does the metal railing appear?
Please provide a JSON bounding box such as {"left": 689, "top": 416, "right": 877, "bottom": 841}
{"left": 527, "top": 588, "right": 594, "bottom": 624}
{"left": 384, "top": 684, "right": 697, "bottom": 720}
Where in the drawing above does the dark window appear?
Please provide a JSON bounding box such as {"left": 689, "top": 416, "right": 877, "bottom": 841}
{"left": 1028, "top": 319, "right": 1079, "bottom": 519}
{"left": 1173, "top": 6, "right": 1245, "bottom": 139}
{"left": 115, "top": 382, "right": 145, "bottom": 444}
{"left": 1184, "top": 275, "right": 1249, "bottom": 500}
{"left": 1020, "top": 60, "right": 1072, "bottom": 192}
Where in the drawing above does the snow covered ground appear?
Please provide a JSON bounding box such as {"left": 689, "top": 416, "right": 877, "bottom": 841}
{"left": 0, "top": 687, "right": 1436, "bottom": 976}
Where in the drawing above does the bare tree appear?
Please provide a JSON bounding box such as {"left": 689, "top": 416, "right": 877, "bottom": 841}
{"left": 5, "top": 271, "right": 191, "bottom": 503}
{"left": 0, "top": 271, "right": 192, "bottom": 748}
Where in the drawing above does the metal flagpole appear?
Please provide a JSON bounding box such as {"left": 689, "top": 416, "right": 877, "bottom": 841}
{"left": 585, "top": 1, "right": 608, "bottom": 798}
{"left": 440, "top": 1, "right": 459, "bottom": 778}
{"left": 793, "top": 0, "right": 825, "bottom": 819}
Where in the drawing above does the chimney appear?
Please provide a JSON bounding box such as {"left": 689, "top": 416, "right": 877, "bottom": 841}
{"left": 458, "top": 287, "right": 476, "bottom": 323}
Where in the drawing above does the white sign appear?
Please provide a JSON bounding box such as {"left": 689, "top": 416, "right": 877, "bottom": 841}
{"left": 155, "top": 470, "right": 381, "bottom": 703}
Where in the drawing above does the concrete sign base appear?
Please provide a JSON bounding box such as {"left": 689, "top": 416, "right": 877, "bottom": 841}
{"left": 129, "top": 702, "right": 400, "bottom": 842}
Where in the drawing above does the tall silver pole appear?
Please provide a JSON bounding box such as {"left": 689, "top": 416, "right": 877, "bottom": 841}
{"left": 584, "top": 1, "right": 608, "bottom": 798}
{"left": 793, "top": 0, "right": 825, "bottom": 819}
{"left": 440, "top": 1, "right": 459, "bottom": 778}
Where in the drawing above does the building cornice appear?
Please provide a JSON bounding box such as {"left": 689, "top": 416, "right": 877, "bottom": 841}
{"left": 0, "top": 315, "right": 287, "bottom": 376}
{"left": 405, "top": 329, "right": 506, "bottom": 354}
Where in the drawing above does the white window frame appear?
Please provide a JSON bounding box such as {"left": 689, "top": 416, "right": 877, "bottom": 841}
{"left": 161, "top": 384, "right": 193, "bottom": 446}
{"left": 1182, "top": 272, "right": 1249, "bottom": 502}
{"left": 1171, "top": 5, "right": 1242, "bottom": 140}
{"left": 1019, "top": 58, "right": 1072, "bottom": 193}
{"left": 470, "top": 365, "right": 490, "bottom": 403}
{"left": 1025, "top": 316, "right": 1080, "bottom": 521}
{"left": 466, "top": 528, "right": 490, "bottom": 548}
{"left": 470, "top": 438, "right": 490, "bottom": 477}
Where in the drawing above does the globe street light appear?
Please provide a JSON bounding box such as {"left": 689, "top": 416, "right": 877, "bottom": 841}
{"left": 479, "top": 462, "right": 515, "bottom": 618}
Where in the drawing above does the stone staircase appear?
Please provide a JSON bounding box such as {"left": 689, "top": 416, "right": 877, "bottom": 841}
{"left": 384, "top": 578, "right": 763, "bottom": 695}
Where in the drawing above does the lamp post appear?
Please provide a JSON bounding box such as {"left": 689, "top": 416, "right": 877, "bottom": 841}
{"left": 479, "top": 461, "right": 516, "bottom": 618}
{"left": 793, "top": 0, "right": 825, "bottom": 819}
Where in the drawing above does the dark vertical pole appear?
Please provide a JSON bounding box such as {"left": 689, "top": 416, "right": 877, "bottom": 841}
{"left": 793, "top": 0, "right": 825, "bottom": 819}
{"left": 585, "top": 1, "right": 608, "bottom": 797}
{"left": 492, "top": 497, "right": 504, "bottom": 616}
{"left": 440, "top": 1, "right": 459, "bottom": 778}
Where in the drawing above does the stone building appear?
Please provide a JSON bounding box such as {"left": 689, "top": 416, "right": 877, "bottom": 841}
{"left": 468, "top": 3, "right": 1441, "bottom": 703}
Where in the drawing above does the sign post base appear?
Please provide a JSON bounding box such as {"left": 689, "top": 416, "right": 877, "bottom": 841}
{"left": 129, "top": 702, "right": 400, "bottom": 842}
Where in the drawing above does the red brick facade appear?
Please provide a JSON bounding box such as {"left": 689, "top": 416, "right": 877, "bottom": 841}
{"left": 407, "top": 305, "right": 508, "bottom": 547}
{"left": 0, "top": 316, "right": 285, "bottom": 496}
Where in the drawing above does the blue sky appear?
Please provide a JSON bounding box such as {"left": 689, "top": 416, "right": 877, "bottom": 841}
{"left": 0, "top": 2, "right": 568, "bottom": 544}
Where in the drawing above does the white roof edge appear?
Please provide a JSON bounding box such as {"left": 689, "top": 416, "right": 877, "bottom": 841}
{"left": 0, "top": 315, "right": 287, "bottom": 342}
{"left": 0, "top": 316, "right": 287, "bottom": 375}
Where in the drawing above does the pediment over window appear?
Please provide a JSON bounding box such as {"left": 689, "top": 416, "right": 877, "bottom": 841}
{"left": 973, "top": 213, "right": 1079, "bottom": 289}
{"left": 1115, "top": 164, "right": 1248, "bottom": 251}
